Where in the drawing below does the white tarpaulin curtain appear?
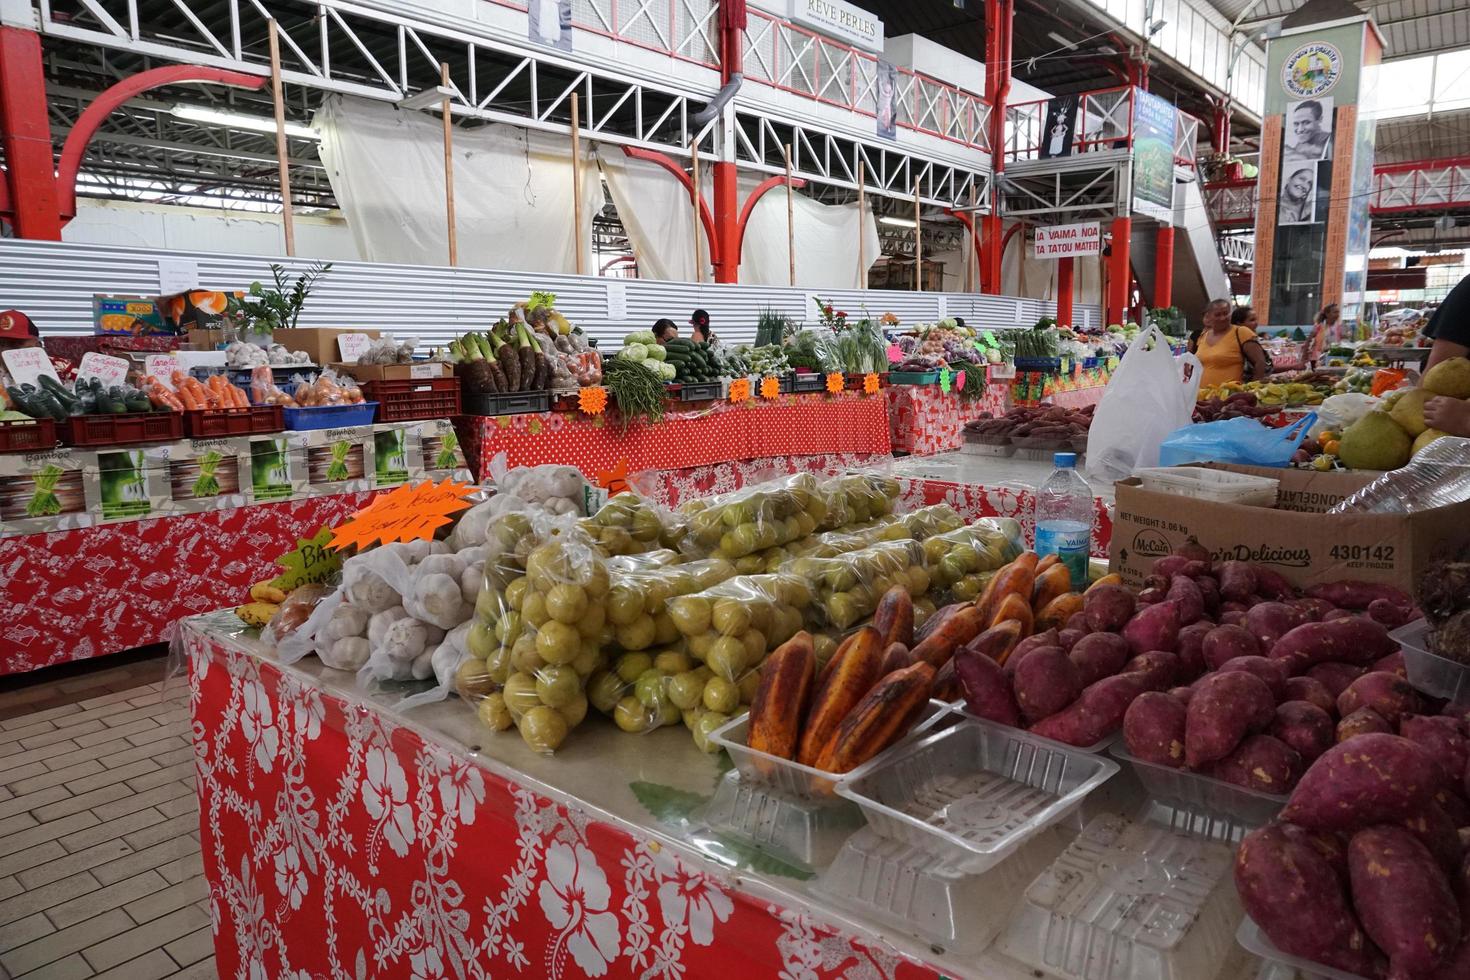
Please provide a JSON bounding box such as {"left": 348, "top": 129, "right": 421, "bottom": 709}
{"left": 598, "top": 151, "right": 879, "bottom": 288}
{"left": 315, "top": 96, "right": 603, "bottom": 272}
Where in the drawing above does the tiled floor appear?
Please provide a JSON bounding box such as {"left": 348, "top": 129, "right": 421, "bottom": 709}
{"left": 0, "top": 657, "right": 213, "bottom": 980}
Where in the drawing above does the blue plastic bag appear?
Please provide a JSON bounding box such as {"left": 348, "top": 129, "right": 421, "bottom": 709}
{"left": 1158, "top": 413, "right": 1317, "bottom": 468}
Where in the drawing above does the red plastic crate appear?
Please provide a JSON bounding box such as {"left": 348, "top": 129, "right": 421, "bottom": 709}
{"left": 363, "top": 378, "right": 461, "bottom": 422}
{"left": 0, "top": 418, "right": 57, "bottom": 453}
{"left": 182, "top": 405, "right": 285, "bottom": 439}
{"left": 58, "top": 411, "right": 184, "bottom": 447}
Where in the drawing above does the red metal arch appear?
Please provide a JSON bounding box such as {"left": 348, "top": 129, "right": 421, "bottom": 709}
{"left": 56, "top": 65, "right": 267, "bottom": 220}
{"left": 620, "top": 146, "right": 722, "bottom": 266}
{"left": 732, "top": 173, "right": 807, "bottom": 267}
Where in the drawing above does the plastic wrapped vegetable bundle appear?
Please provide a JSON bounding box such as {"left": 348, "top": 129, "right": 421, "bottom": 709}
{"left": 488, "top": 458, "right": 590, "bottom": 517}
{"left": 789, "top": 518, "right": 914, "bottom": 560}
{"left": 815, "top": 473, "right": 902, "bottom": 531}
{"left": 676, "top": 473, "right": 826, "bottom": 559}
{"left": 784, "top": 539, "right": 930, "bottom": 631}
{"left": 579, "top": 493, "right": 680, "bottom": 557}
{"left": 884, "top": 503, "right": 967, "bottom": 540}
{"left": 923, "top": 519, "right": 1026, "bottom": 602}
{"left": 665, "top": 572, "right": 815, "bottom": 683}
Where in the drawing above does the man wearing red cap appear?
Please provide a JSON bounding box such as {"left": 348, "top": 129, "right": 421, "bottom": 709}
{"left": 0, "top": 311, "right": 76, "bottom": 385}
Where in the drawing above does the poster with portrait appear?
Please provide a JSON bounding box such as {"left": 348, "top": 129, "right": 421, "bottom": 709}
{"left": 1284, "top": 97, "right": 1334, "bottom": 164}
{"left": 876, "top": 61, "right": 897, "bottom": 140}
{"left": 529, "top": 0, "right": 572, "bottom": 51}
{"left": 1039, "top": 95, "right": 1079, "bottom": 159}
{"left": 1278, "top": 163, "right": 1319, "bottom": 225}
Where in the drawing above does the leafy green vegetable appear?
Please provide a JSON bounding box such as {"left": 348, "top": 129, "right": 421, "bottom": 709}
{"left": 603, "top": 359, "right": 666, "bottom": 431}
{"left": 192, "top": 451, "right": 222, "bottom": 498}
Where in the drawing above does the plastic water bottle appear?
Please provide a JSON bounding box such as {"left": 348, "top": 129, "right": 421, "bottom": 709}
{"left": 1328, "top": 437, "right": 1470, "bottom": 514}
{"left": 1034, "top": 452, "right": 1094, "bottom": 589}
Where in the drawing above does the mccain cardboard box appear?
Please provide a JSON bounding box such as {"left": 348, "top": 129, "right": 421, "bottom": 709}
{"left": 269, "top": 328, "right": 381, "bottom": 366}
{"left": 1110, "top": 462, "right": 1470, "bottom": 595}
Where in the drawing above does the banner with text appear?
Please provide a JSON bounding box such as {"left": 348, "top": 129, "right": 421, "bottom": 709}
{"left": 1034, "top": 222, "right": 1101, "bottom": 259}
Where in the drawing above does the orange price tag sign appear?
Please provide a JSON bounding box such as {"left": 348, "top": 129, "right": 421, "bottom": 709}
{"left": 596, "top": 457, "right": 631, "bottom": 496}
{"left": 825, "top": 372, "right": 844, "bottom": 394}
{"left": 728, "top": 378, "right": 751, "bottom": 403}
{"left": 862, "top": 372, "right": 880, "bottom": 394}
{"left": 329, "top": 478, "right": 477, "bottom": 551}
{"left": 759, "top": 376, "right": 781, "bottom": 400}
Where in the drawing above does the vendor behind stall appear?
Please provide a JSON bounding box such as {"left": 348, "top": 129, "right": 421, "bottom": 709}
{"left": 653, "top": 319, "right": 678, "bottom": 345}
{"left": 1190, "top": 299, "right": 1269, "bottom": 387}
{"left": 0, "top": 310, "right": 76, "bottom": 383}
{"left": 1420, "top": 273, "right": 1470, "bottom": 435}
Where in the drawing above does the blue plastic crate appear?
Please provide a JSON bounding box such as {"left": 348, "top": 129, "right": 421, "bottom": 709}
{"left": 281, "top": 402, "right": 378, "bottom": 430}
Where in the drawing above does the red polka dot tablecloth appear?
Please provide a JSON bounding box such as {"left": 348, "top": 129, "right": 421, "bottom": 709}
{"left": 885, "top": 384, "right": 1010, "bottom": 456}
{"left": 460, "top": 391, "right": 891, "bottom": 481}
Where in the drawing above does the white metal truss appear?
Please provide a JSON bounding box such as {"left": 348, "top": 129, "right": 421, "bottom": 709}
{"left": 1218, "top": 233, "right": 1254, "bottom": 267}
{"left": 999, "top": 156, "right": 1131, "bottom": 219}
{"left": 1203, "top": 179, "right": 1257, "bottom": 225}
{"left": 731, "top": 111, "right": 991, "bottom": 211}
{"left": 1375, "top": 161, "right": 1470, "bottom": 212}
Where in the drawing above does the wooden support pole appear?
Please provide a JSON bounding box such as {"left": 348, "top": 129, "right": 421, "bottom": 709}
{"left": 857, "top": 162, "right": 866, "bottom": 290}
{"left": 691, "top": 140, "right": 703, "bottom": 283}
{"left": 570, "top": 92, "right": 584, "bottom": 275}
{"left": 441, "top": 63, "right": 458, "bottom": 266}
{"left": 913, "top": 178, "right": 922, "bottom": 291}
{"left": 784, "top": 143, "right": 795, "bottom": 287}
{"left": 267, "top": 19, "right": 295, "bottom": 257}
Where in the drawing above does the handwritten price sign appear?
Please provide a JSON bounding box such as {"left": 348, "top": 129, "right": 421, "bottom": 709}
{"left": 77, "top": 352, "right": 130, "bottom": 388}
{"left": 329, "top": 478, "right": 476, "bottom": 551}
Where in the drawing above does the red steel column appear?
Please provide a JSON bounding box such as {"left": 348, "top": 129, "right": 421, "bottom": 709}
{"left": 1057, "top": 257, "right": 1075, "bottom": 326}
{"left": 1107, "top": 216, "right": 1131, "bottom": 326}
{"left": 1154, "top": 224, "right": 1175, "bottom": 308}
{"left": 0, "top": 26, "right": 62, "bottom": 239}
{"left": 980, "top": 0, "right": 1012, "bottom": 293}
{"left": 711, "top": 0, "right": 744, "bottom": 283}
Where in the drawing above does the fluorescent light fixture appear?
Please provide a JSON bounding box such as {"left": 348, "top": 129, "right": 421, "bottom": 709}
{"left": 171, "top": 104, "right": 318, "bottom": 140}
{"left": 398, "top": 85, "right": 456, "bottom": 112}
{"left": 1146, "top": 19, "right": 1166, "bottom": 35}
{"left": 1046, "top": 31, "right": 1079, "bottom": 50}
{"left": 879, "top": 216, "right": 918, "bottom": 228}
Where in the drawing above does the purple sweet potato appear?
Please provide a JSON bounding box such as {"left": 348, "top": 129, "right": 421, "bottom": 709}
{"left": 1337, "top": 671, "right": 1421, "bottom": 726}
{"left": 1218, "top": 655, "right": 1290, "bottom": 702}
{"left": 1309, "top": 580, "right": 1414, "bottom": 612}
{"left": 1167, "top": 576, "right": 1205, "bottom": 626}
{"left": 1218, "top": 560, "right": 1259, "bottom": 602}
{"left": 1428, "top": 854, "right": 1470, "bottom": 979}
{"left": 1235, "top": 823, "right": 1384, "bottom": 978}
{"left": 1253, "top": 566, "right": 1299, "bottom": 600}
{"left": 1349, "top": 825, "right": 1461, "bottom": 977}
{"left": 1084, "top": 585, "right": 1135, "bottom": 633}
{"left": 1194, "top": 575, "right": 1222, "bottom": 617}
{"left": 1368, "top": 598, "right": 1415, "bottom": 629}
{"left": 1439, "top": 789, "right": 1470, "bottom": 830}
{"left": 1338, "top": 706, "right": 1392, "bottom": 743}
{"left": 1220, "top": 610, "right": 1247, "bottom": 627}
{"left": 1372, "top": 649, "right": 1406, "bottom": 678}
{"left": 1003, "top": 629, "right": 1062, "bottom": 679}
{"left": 1401, "top": 715, "right": 1470, "bottom": 795}
{"left": 1027, "top": 672, "right": 1149, "bottom": 747}
{"left": 1284, "top": 675, "right": 1338, "bottom": 717}
{"left": 1012, "top": 647, "right": 1083, "bottom": 724}
{"left": 1185, "top": 671, "right": 1277, "bottom": 769}
{"left": 1212, "top": 734, "right": 1304, "bottom": 794}
{"left": 1308, "top": 661, "right": 1368, "bottom": 698}
{"left": 1175, "top": 621, "right": 1213, "bottom": 681}
{"left": 1323, "top": 607, "right": 1359, "bottom": 622}
{"left": 1271, "top": 618, "right": 1399, "bottom": 674}
{"left": 1278, "top": 822, "right": 1351, "bottom": 885}
{"left": 1123, "top": 691, "right": 1188, "bottom": 768}
{"left": 1057, "top": 628, "right": 1085, "bottom": 652}
{"left": 1401, "top": 802, "right": 1464, "bottom": 876}
{"left": 1065, "top": 612, "right": 1089, "bottom": 633}
{"left": 955, "top": 647, "right": 1022, "bottom": 728}
{"left": 1123, "top": 651, "right": 1180, "bottom": 691}
{"left": 1202, "top": 624, "right": 1261, "bottom": 671}
{"left": 1067, "top": 632, "right": 1130, "bottom": 687}
{"left": 1271, "top": 701, "right": 1335, "bottom": 762}
{"left": 1167, "top": 685, "right": 1197, "bottom": 706}
{"left": 1288, "top": 596, "right": 1337, "bottom": 622}
{"left": 1282, "top": 733, "right": 1443, "bottom": 830}
{"left": 1245, "top": 602, "right": 1302, "bottom": 651}
{"left": 1151, "top": 555, "right": 1197, "bottom": 579}
{"left": 1138, "top": 588, "right": 1166, "bottom": 606}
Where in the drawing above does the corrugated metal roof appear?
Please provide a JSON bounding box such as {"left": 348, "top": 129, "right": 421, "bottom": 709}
{"left": 1375, "top": 108, "right": 1470, "bottom": 165}
{"left": 1207, "top": 0, "right": 1470, "bottom": 60}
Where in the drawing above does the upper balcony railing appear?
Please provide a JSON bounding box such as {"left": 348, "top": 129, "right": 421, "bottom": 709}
{"left": 1003, "top": 86, "right": 1199, "bottom": 168}
{"left": 1204, "top": 156, "right": 1470, "bottom": 226}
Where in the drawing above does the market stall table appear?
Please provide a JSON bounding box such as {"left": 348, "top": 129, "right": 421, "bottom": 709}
{"left": 459, "top": 390, "right": 891, "bottom": 480}
{"left": 180, "top": 617, "right": 1269, "bottom": 980}
{"left": 884, "top": 385, "right": 1009, "bottom": 456}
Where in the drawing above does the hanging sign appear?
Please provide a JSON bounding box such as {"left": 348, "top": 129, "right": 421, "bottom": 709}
{"left": 1034, "top": 222, "right": 1101, "bottom": 259}
{"left": 788, "top": 0, "right": 883, "bottom": 52}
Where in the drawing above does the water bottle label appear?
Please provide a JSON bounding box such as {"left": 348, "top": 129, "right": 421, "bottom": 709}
{"left": 1035, "top": 524, "right": 1090, "bottom": 588}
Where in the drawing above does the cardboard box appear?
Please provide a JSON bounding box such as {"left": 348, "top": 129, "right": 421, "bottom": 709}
{"left": 159, "top": 291, "right": 239, "bottom": 333}
{"left": 331, "top": 362, "right": 453, "bottom": 382}
{"left": 93, "top": 296, "right": 168, "bottom": 336}
{"left": 1109, "top": 462, "right": 1470, "bottom": 593}
{"left": 269, "top": 328, "right": 381, "bottom": 366}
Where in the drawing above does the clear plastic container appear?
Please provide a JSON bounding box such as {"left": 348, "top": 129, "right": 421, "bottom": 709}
{"left": 817, "top": 824, "right": 1068, "bottom": 953}
{"left": 1235, "top": 917, "right": 1371, "bottom": 980}
{"left": 1110, "top": 745, "right": 1286, "bottom": 828}
{"left": 999, "top": 812, "right": 1242, "bottom": 980}
{"left": 1393, "top": 618, "right": 1470, "bottom": 702}
{"left": 1134, "top": 467, "right": 1280, "bottom": 507}
{"left": 836, "top": 717, "right": 1119, "bottom": 876}
{"left": 1327, "top": 436, "right": 1470, "bottom": 514}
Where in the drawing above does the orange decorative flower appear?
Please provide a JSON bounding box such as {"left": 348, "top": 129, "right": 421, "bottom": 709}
{"left": 862, "top": 372, "right": 880, "bottom": 394}
{"left": 578, "top": 386, "right": 608, "bottom": 414}
{"left": 760, "top": 376, "right": 781, "bottom": 400}
{"left": 728, "top": 378, "right": 751, "bottom": 403}
{"left": 825, "top": 372, "right": 844, "bottom": 394}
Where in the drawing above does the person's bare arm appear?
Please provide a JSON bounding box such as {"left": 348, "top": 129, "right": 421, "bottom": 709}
{"left": 1244, "top": 339, "right": 1270, "bottom": 380}
{"left": 1426, "top": 338, "right": 1469, "bottom": 373}
{"left": 1424, "top": 397, "right": 1470, "bottom": 437}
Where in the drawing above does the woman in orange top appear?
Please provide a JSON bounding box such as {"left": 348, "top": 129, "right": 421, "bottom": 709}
{"left": 1189, "top": 299, "right": 1268, "bottom": 387}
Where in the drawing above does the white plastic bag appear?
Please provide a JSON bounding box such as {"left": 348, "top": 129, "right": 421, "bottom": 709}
{"left": 1310, "top": 392, "right": 1379, "bottom": 439}
{"left": 1086, "top": 327, "right": 1202, "bottom": 483}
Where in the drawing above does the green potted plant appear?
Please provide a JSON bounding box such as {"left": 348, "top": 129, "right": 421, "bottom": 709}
{"left": 226, "top": 261, "right": 332, "bottom": 344}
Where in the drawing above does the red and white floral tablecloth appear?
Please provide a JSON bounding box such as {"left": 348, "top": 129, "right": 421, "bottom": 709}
{"left": 885, "top": 386, "right": 1010, "bottom": 456}
{"left": 459, "top": 392, "right": 891, "bottom": 481}
{"left": 0, "top": 491, "right": 378, "bottom": 675}
{"left": 634, "top": 452, "right": 892, "bottom": 508}
{"left": 182, "top": 621, "right": 951, "bottom": 980}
